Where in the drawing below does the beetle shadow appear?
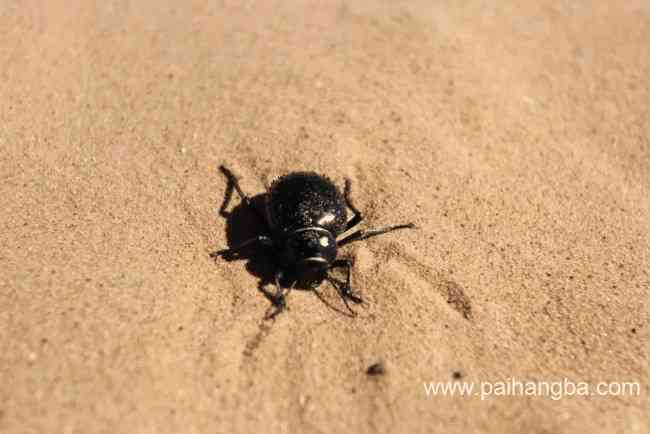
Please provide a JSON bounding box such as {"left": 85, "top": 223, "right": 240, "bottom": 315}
{"left": 210, "top": 186, "right": 355, "bottom": 318}
{"left": 209, "top": 192, "right": 278, "bottom": 303}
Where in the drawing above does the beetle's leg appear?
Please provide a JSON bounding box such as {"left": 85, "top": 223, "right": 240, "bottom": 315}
{"left": 329, "top": 259, "right": 363, "bottom": 315}
{"left": 326, "top": 277, "right": 356, "bottom": 316}
{"left": 211, "top": 235, "right": 273, "bottom": 259}
{"left": 273, "top": 270, "right": 286, "bottom": 308}
{"left": 266, "top": 270, "right": 296, "bottom": 318}
{"left": 343, "top": 178, "right": 364, "bottom": 232}
{"left": 219, "top": 165, "right": 253, "bottom": 209}
{"left": 281, "top": 278, "right": 296, "bottom": 307}
{"left": 331, "top": 258, "right": 363, "bottom": 303}
{"left": 218, "top": 165, "right": 267, "bottom": 224}
{"left": 337, "top": 223, "right": 416, "bottom": 247}
{"left": 262, "top": 270, "right": 285, "bottom": 319}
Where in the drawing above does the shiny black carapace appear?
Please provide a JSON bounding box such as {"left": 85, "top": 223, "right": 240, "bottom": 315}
{"left": 214, "top": 165, "right": 415, "bottom": 316}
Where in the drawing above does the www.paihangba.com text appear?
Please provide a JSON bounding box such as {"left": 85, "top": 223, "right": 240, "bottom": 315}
{"left": 423, "top": 377, "right": 642, "bottom": 401}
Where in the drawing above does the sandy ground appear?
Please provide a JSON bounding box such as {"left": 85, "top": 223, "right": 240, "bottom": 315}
{"left": 1, "top": 1, "right": 649, "bottom": 433}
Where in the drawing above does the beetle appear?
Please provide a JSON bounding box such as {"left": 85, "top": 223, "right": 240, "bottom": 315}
{"left": 214, "top": 165, "right": 415, "bottom": 316}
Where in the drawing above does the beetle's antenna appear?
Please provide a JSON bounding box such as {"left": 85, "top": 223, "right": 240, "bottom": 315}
{"left": 337, "top": 223, "right": 416, "bottom": 247}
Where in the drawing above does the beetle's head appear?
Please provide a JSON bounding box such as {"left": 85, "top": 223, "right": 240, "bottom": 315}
{"left": 285, "top": 228, "right": 337, "bottom": 280}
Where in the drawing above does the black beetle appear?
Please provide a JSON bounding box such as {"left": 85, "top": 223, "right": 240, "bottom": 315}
{"left": 214, "top": 165, "right": 415, "bottom": 316}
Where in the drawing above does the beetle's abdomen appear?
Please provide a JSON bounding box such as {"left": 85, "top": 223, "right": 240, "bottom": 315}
{"left": 268, "top": 172, "right": 347, "bottom": 235}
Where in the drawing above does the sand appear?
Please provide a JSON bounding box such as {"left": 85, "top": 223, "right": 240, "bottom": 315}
{"left": 1, "top": 1, "right": 648, "bottom": 433}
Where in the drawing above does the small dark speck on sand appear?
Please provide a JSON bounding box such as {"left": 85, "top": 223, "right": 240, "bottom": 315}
{"left": 452, "top": 371, "right": 463, "bottom": 380}
{"left": 366, "top": 361, "right": 385, "bottom": 376}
